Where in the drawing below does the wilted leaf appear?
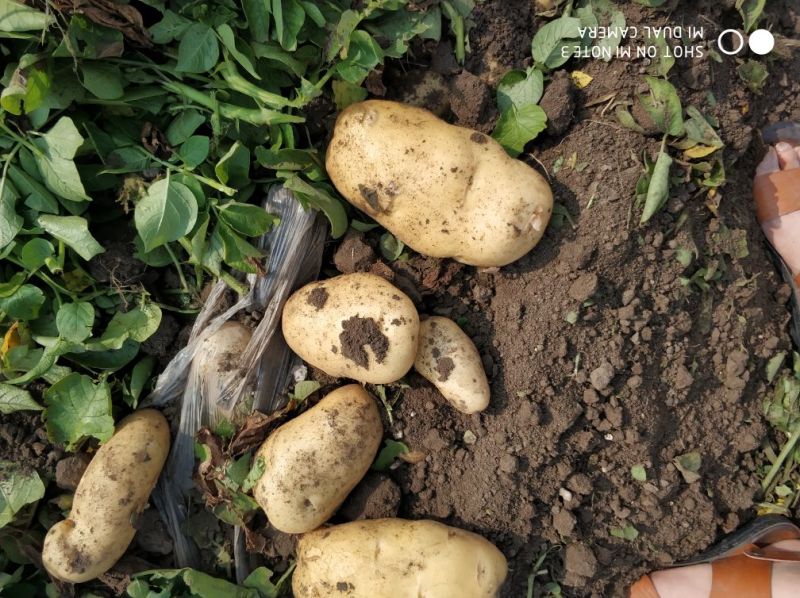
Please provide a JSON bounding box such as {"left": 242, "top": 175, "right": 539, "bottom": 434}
{"left": 640, "top": 149, "right": 672, "bottom": 224}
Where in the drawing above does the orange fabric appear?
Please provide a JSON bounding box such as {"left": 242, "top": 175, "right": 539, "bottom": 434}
{"left": 747, "top": 545, "right": 800, "bottom": 563}
{"left": 753, "top": 170, "right": 800, "bottom": 223}
{"left": 710, "top": 554, "right": 772, "bottom": 598}
{"left": 629, "top": 575, "right": 661, "bottom": 598}
{"left": 795, "top": 272, "right": 800, "bottom": 289}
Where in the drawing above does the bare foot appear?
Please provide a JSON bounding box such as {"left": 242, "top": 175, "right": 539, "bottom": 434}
{"left": 757, "top": 142, "right": 800, "bottom": 275}
{"left": 650, "top": 540, "right": 800, "bottom": 598}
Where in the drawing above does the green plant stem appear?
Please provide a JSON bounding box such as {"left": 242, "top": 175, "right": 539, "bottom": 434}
{"left": 164, "top": 243, "right": 191, "bottom": 295}
{"left": 162, "top": 81, "right": 305, "bottom": 126}
{"left": 763, "top": 427, "right": 800, "bottom": 494}
{"left": 137, "top": 148, "right": 237, "bottom": 196}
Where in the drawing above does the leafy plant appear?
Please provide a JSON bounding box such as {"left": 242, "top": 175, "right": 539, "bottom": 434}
{"left": 736, "top": 0, "right": 766, "bottom": 33}
{"left": 128, "top": 565, "right": 293, "bottom": 598}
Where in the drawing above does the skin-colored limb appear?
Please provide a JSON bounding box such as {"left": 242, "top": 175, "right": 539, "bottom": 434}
{"left": 758, "top": 142, "right": 800, "bottom": 274}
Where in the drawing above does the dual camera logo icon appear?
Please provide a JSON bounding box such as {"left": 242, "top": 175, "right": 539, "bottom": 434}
{"left": 717, "top": 28, "right": 774, "bottom": 56}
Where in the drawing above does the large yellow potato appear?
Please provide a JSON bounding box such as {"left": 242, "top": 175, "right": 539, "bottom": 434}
{"left": 282, "top": 273, "right": 419, "bottom": 384}
{"left": 415, "top": 316, "right": 490, "bottom": 414}
{"left": 253, "top": 384, "right": 383, "bottom": 533}
{"left": 42, "top": 409, "right": 170, "bottom": 582}
{"left": 293, "top": 518, "right": 508, "bottom": 598}
{"left": 326, "top": 100, "right": 553, "bottom": 267}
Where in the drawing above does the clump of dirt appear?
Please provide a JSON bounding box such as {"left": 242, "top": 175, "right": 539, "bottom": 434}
{"left": 339, "top": 316, "right": 390, "bottom": 368}
{"left": 307, "top": 287, "right": 329, "bottom": 310}
{"left": 435, "top": 357, "right": 455, "bottom": 382}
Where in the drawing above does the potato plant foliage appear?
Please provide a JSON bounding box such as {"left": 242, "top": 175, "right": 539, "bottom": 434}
{"left": 0, "top": 0, "right": 453, "bottom": 593}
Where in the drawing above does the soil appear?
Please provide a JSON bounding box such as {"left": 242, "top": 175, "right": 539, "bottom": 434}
{"left": 329, "top": 1, "right": 800, "bottom": 596}
{"left": 339, "top": 316, "right": 390, "bottom": 368}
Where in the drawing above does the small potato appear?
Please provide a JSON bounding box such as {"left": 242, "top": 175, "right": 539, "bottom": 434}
{"left": 253, "top": 385, "right": 383, "bottom": 533}
{"left": 282, "top": 273, "right": 419, "bottom": 384}
{"left": 415, "top": 316, "right": 490, "bottom": 414}
{"left": 191, "top": 321, "right": 252, "bottom": 426}
{"left": 293, "top": 518, "right": 508, "bottom": 598}
{"left": 326, "top": 100, "right": 553, "bottom": 267}
{"left": 42, "top": 410, "right": 170, "bottom": 583}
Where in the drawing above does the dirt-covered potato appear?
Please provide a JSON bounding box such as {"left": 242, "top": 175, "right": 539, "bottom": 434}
{"left": 253, "top": 384, "right": 383, "bottom": 533}
{"left": 414, "top": 316, "right": 490, "bottom": 413}
{"left": 42, "top": 410, "right": 170, "bottom": 583}
{"left": 282, "top": 273, "right": 419, "bottom": 384}
{"left": 191, "top": 321, "right": 252, "bottom": 425}
{"left": 326, "top": 100, "right": 553, "bottom": 267}
{"left": 293, "top": 518, "right": 508, "bottom": 597}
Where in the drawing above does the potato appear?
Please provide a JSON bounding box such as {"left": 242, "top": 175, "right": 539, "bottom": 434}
{"left": 293, "top": 518, "right": 508, "bottom": 598}
{"left": 326, "top": 100, "right": 553, "bottom": 267}
{"left": 414, "top": 316, "right": 490, "bottom": 414}
{"left": 191, "top": 321, "right": 252, "bottom": 426}
{"left": 253, "top": 384, "right": 383, "bottom": 533}
{"left": 282, "top": 273, "right": 419, "bottom": 384}
{"left": 42, "top": 409, "right": 170, "bottom": 583}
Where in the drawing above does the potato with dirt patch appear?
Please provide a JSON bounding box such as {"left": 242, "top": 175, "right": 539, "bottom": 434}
{"left": 415, "top": 316, "right": 490, "bottom": 413}
{"left": 326, "top": 100, "right": 553, "bottom": 267}
{"left": 253, "top": 384, "right": 383, "bottom": 533}
{"left": 282, "top": 272, "right": 419, "bottom": 384}
{"left": 293, "top": 518, "right": 508, "bottom": 597}
{"left": 42, "top": 409, "right": 170, "bottom": 583}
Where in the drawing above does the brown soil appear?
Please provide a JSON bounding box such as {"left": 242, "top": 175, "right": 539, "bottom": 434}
{"left": 326, "top": 1, "right": 800, "bottom": 596}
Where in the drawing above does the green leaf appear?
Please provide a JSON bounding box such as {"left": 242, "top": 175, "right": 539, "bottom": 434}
{"left": 610, "top": 524, "right": 640, "bottom": 541}
{"left": 326, "top": 9, "right": 362, "bottom": 62}
{"left": 640, "top": 149, "right": 672, "bottom": 224}
{"left": 737, "top": 59, "right": 768, "bottom": 94}
{"left": 179, "top": 136, "right": 210, "bottom": 169}
{"left": 496, "top": 68, "right": 544, "bottom": 112}
{"left": 176, "top": 23, "right": 220, "bottom": 73}
{"left": 273, "top": 0, "right": 305, "bottom": 52}
{"left": 281, "top": 174, "right": 348, "bottom": 238}
{"left": 215, "top": 142, "right": 251, "bottom": 187}
{"left": 0, "top": 383, "right": 43, "bottom": 415}
{"left": 37, "top": 215, "right": 105, "bottom": 260}
{"left": 331, "top": 80, "right": 368, "bottom": 110}
{"left": 226, "top": 453, "right": 252, "bottom": 488}
{"left": 20, "top": 238, "right": 54, "bottom": 270}
{"left": 217, "top": 202, "right": 275, "bottom": 237}
{"left": 135, "top": 178, "right": 198, "bottom": 251}
{"left": 379, "top": 232, "right": 404, "bottom": 261}
{"left": 33, "top": 117, "right": 90, "bottom": 203}
{"left": 736, "top": 0, "right": 765, "bottom": 32}
{"left": 0, "top": 183, "right": 22, "bottom": 250}
{"left": 218, "top": 223, "right": 262, "bottom": 273}
{"left": 492, "top": 104, "right": 548, "bottom": 157}
{"left": 290, "top": 380, "right": 321, "bottom": 402}
{"left": 615, "top": 105, "right": 646, "bottom": 134}
{"left": 630, "top": 464, "right": 647, "bottom": 482}
{"left": 217, "top": 24, "right": 260, "bottom": 79}
{"left": 766, "top": 352, "right": 786, "bottom": 384}
{"left": 0, "top": 461, "right": 45, "bottom": 528}
{"left": 99, "top": 302, "right": 162, "bottom": 350}
{"left": 127, "top": 356, "right": 156, "bottom": 408}
{"left": 637, "top": 76, "right": 683, "bottom": 137}
{"left": 634, "top": 0, "right": 667, "bottom": 5}
{"left": 242, "top": 567, "right": 280, "bottom": 598}
{"left": 242, "top": 0, "right": 270, "bottom": 43}
{"left": 241, "top": 457, "right": 266, "bottom": 493}
{"left": 371, "top": 439, "right": 409, "bottom": 471}
{"left": 0, "top": 0, "right": 53, "bottom": 32}
{"left": 645, "top": 29, "right": 675, "bottom": 77}
{"left": 56, "top": 302, "right": 95, "bottom": 343}
{"left": 80, "top": 63, "right": 124, "bottom": 100}
{"left": 0, "top": 62, "right": 50, "bottom": 115}
{"left": 0, "top": 284, "right": 45, "bottom": 321}
{"left": 166, "top": 110, "right": 206, "bottom": 146}
{"left": 674, "top": 450, "right": 702, "bottom": 483}
{"left": 148, "top": 9, "right": 191, "bottom": 43}
{"left": 43, "top": 373, "right": 114, "bottom": 450}
{"left": 684, "top": 106, "right": 724, "bottom": 148}
{"left": 531, "top": 16, "right": 582, "bottom": 69}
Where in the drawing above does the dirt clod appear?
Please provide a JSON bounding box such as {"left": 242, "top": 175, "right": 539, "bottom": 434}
{"left": 307, "top": 287, "right": 329, "bottom": 310}
{"left": 540, "top": 70, "right": 575, "bottom": 136}
{"left": 435, "top": 357, "right": 455, "bottom": 382}
{"left": 333, "top": 232, "right": 377, "bottom": 274}
{"left": 563, "top": 543, "right": 598, "bottom": 582}
{"left": 339, "top": 316, "right": 389, "bottom": 369}
{"left": 55, "top": 454, "right": 91, "bottom": 491}
{"left": 568, "top": 273, "right": 599, "bottom": 302}
{"left": 590, "top": 362, "right": 616, "bottom": 391}
{"left": 338, "top": 473, "right": 401, "bottom": 521}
